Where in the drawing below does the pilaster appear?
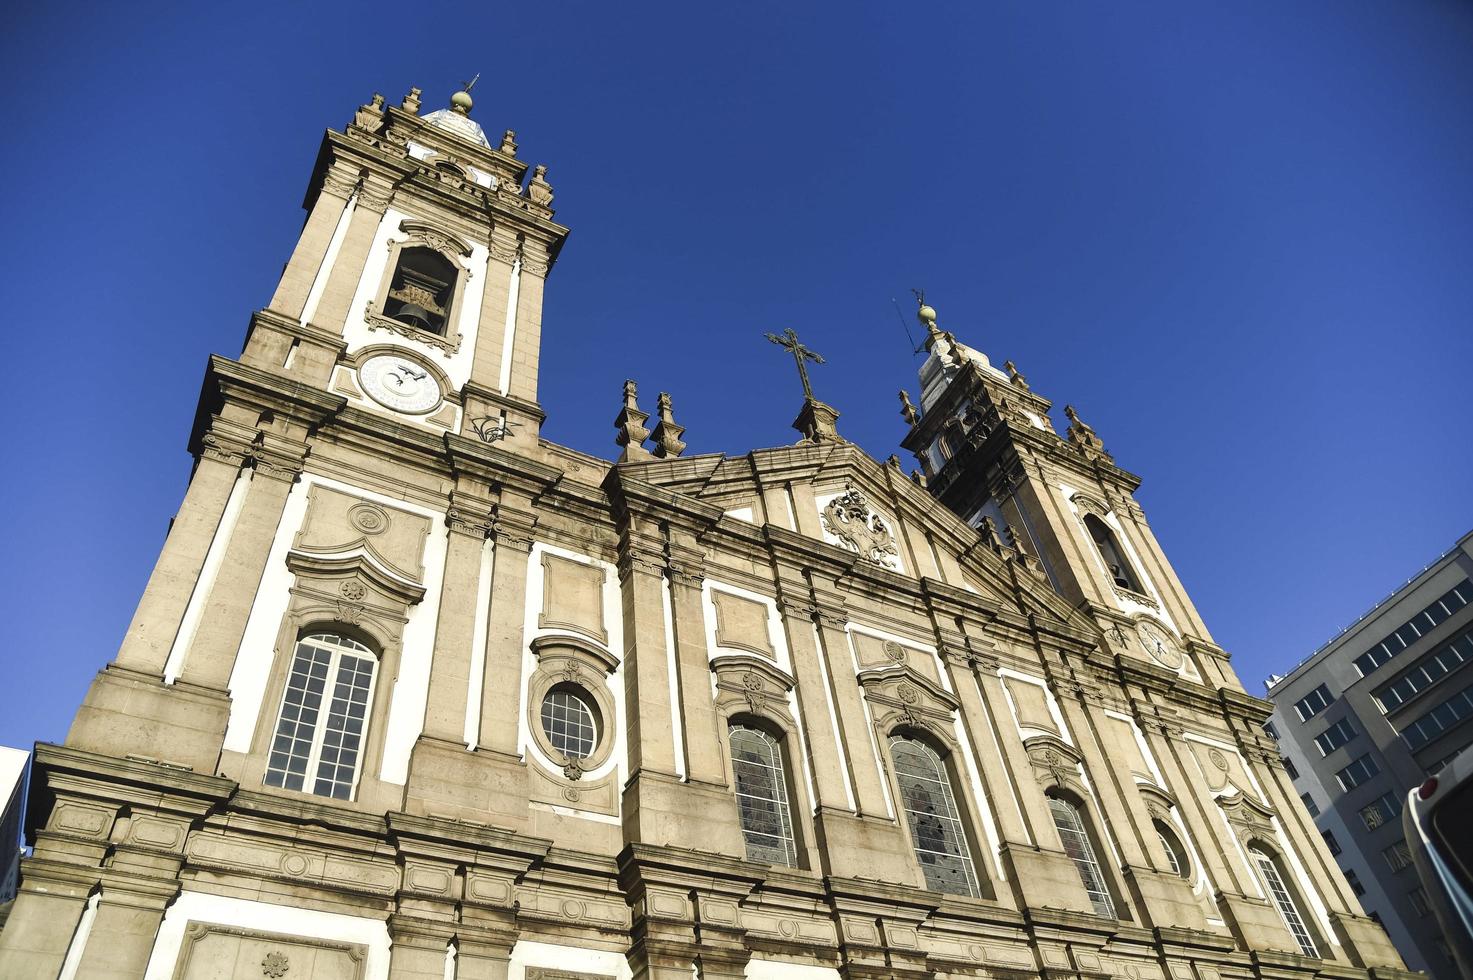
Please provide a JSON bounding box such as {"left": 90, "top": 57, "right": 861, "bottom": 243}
{"left": 113, "top": 417, "right": 251, "bottom": 675}
{"left": 420, "top": 491, "right": 494, "bottom": 743}
{"left": 665, "top": 540, "right": 725, "bottom": 786}
{"left": 267, "top": 167, "right": 359, "bottom": 321}
{"left": 305, "top": 177, "right": 392, "bottom": 337}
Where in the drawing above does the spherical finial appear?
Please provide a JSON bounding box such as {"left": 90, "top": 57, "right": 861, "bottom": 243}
{"left": 917, "top": 304, "right": 937, "bottom": 327}
{"left": 450, "top": 89, "right": 473, "bottom": 114}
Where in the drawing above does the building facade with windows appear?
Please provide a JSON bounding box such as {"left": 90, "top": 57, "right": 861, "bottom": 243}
{"left": 0, "top": 84, "right": 1409, "bottom": 980}
{"left": 1265, "top": 529, "right": 1473, "bottom": 980}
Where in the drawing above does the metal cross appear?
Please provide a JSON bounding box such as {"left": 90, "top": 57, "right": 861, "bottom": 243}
{"left": 765, "top": 328, "right": 825, "bottom": 401}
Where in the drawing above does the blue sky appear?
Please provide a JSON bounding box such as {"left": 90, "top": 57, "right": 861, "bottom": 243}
{"left": 2, "top": 3, "right": 1470, "bottom": 751}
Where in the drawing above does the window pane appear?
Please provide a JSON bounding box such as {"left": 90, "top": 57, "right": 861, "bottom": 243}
{"left": 730, "top": 726, "right": 798, "bottom": 866}
{"left": 265, "top": 634, "right": 374, "bottom": 800}
{"left": 1049, "top": 796, "right": 1116, "bottom": 918}
{"left": 890, "top": 736, "right": 980, "bottom": 897}
{"left": 1252, "top": 847, "right": 1318, "bottom": 957}
{"left": 541, "top": 688, "right": 597, "bottom": 759}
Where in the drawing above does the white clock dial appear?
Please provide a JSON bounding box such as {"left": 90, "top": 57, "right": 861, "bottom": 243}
{"left": 1136, "top": 620, "right": 1183, "bottom": 670}
{"left": 358, "top": 354, "right": 442, "bottom": 414}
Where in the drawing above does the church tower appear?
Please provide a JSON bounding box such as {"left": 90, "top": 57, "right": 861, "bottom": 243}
{"left": 899, "top": 301, "right": 1236, "bottom": 692}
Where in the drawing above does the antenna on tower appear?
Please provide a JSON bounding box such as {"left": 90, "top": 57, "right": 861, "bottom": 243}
{"left": 892, "top": 298, "right": 924, "bottom": 356}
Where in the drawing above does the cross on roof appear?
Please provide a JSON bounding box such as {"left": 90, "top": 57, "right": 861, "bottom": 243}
{"left": 765, "top": 328, "right": 825, "bottom": 401}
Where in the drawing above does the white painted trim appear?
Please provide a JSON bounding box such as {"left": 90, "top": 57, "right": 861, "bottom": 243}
{"left": 497, "top": 257, "right": 522, "bottom": 395}
{"left": 968, "top": 666, "right": 1032, "bottom": 845}
{"left": 56, "top": 889, "right": 98, "bottom": 980}
{"left": 508, "top": 939, "right": 632, "bottom": 980}
{"left": 165, "top": 468, "right": 251, "bottom": 683}
{"left": 660, "top": 575, "right": 688, "bottom": 780}
{"left": 142, "top": 890, "right": 391, "bottom": 980}
{"left": 465, "top": 537, "right": 494, "bottom": 748}
{"left": 951, "top": 714, "right": 1006, "bottom": 881}
{"left": 846, "top": 629, "right": 896, "bottom": 820}
{"left": 300, "top": 192, "right": 357, "bottom": 327}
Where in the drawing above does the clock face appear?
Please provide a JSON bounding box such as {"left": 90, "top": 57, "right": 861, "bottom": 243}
{"left": 358, "top": 354, "right": 442, "bottom": 414}
{"left": 1136, "top": 621, "right": 1183, "bottom": 670}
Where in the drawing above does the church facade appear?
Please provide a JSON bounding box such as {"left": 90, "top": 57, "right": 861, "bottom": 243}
{"left": 0, "top": 86, "right": 1412, "bottom": 980}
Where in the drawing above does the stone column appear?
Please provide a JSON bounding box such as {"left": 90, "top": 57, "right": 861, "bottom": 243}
{"left": 268, "top": 169, "right": 358, "bottom": 321}
{"left": 943, "top": 651, "right": 1030, "bottom": 848}
{"left": 970, "top": 663, "right": 1060, "bottom": 846}
{"left": 469, "top": 227, "right": 520, "bottom": 392}
{"left": 773, "top": 592, "right": 850, "bottom": 810}
{"left": 666, "top": 546, "right": 725, "bottom": 785}
{"left": 506, "top": 242, "right": 548, "bottom": 403}
{"left": 387, "top": 916, "right": 454, "bottom": 980}
{"left": 0, "top": 873, "right": 90, "bottom": 978}
{"left": 178, "top": 437, "right": 307, "bottom": 692}
{"left": 305, "top": 182, "right": 392, "bottom": 334}
{"left": 457, "top": 934, "right": 515, "bottom": 980}
{"left": 73, "top": 883, "right": 177, "bottom": 980}
{"left": 114, "top": 420, "right": 251, "bottom": 675}
{"left": 476, "top": 506, "right": 537, "bottom": 756}
{"left": 617, "top": 534, "right": 679, "bottom": 779}
{"left": 419, "top": 493, "right": 493, "bottom": 744}
{"left": 1049, "top": 679, "right": 1151, "bottom": 875}
{"left": 810, "top": 604, "right": 889, "bottom": 818}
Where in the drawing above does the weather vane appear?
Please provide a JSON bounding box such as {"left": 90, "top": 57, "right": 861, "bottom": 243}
{"left": 461, "top": 73, "right": 480, "bottom": 93}
{"left": 765, "top": 327, "right": 826, "bottom": 402}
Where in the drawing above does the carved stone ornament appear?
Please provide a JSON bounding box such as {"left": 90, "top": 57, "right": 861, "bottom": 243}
{"left": 821, "top": 486, "right": 899, "bottom": 568}
{"left": 347, "top": 502, "right": 390, "bottom": 536}
{"left": 364, "top": 299, "right": 463, "bottom": 356}
{"left": 339, "top": 580, "right": 367, "bottom": 602}
{"left": 262, "top": 950, "right": 291, "bottom": 977}
{"left": 883, "top": 640, "right": 908, "bottom": 665}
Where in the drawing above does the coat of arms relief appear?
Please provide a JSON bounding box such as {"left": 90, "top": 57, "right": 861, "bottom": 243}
{"left": 821, "top": 486, "right": 900, "bottom": 569}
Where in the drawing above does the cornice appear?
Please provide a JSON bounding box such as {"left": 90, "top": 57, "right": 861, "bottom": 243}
{"left": 32, "top": 742, "right": 235, "bottom": 807}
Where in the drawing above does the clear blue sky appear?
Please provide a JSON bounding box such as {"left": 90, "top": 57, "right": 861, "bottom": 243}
{"left": 2, "top": 3, "right": 1470, "bottom": 751}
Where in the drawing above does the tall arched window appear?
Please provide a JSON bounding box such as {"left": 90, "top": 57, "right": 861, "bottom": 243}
{"left": 889, "top": 735, "right": 980, "bottom": 897}
{"left": 264, "top": 632, "right": 377, "bottom": 800}
{"left": 385, "top": 246, "right": 457, "bottom": 336}
{"left": 1249, "top": 845, "right": 1319, "bottom": 957}
{"left": 1153, "top": 819, "right": 1190, "bottom": 879}
{"left": 1049, "top": 794, "right": 1117, "bottom": 918}
{"left": 729, "top": 725, "right": 798, "bottom": 866}
{"left": 1084, "top": 514, "right": 1142, "bottom": 592}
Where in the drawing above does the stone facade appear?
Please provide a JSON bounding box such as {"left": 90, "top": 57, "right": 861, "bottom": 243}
{"left": 0, "top": 86, "right": 1412, "bottom": 980}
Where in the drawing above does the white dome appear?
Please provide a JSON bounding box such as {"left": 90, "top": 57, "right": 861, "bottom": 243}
{"left": 422, "top": 107, "right": 490, "bottom": 148}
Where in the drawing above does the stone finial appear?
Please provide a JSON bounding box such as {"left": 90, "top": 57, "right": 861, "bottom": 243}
{"left": 528, "top": 165, "right": 554, "bottom": 207}
{"left": 500, "top": 129, "right": 519, "bottom": 155}
{"left": 352, "top": 93, "right": 385, "bottom": 132}
{"left": 1004, "top": 360, "right": 1030, "bottom": 391}
{"left": 1064, "top": 404, "right": 1106, "bottom": 456}
{"left": 651, "top": 392, "right": 686, "bottom": 458}
{"left": 614, "top": 379, "right": 652, "bottom": 462}
{"left": 977, "top": 516, "right": 1001, "bottom": 551}
{"left": 401, "top": 86, "right": 423, "bottom": 115}
{"left": 898, "top": 389, "right": 920, "bottom": 426}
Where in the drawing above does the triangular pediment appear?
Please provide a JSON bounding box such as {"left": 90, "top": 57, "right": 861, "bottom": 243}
{"left": 608, "top": 440, "right": 1093, "bottom": 634}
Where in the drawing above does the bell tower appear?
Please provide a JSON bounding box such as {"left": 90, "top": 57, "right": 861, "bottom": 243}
{"left": 245, "top": 82, "right": 567, "bottom": 451}
{"left": 899, "top": 301, "right": 1240, "bottom": 690}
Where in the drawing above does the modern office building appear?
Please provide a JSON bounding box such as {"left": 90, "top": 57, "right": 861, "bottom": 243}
{"left": 1266, "top": 530, "right": 1473, "bottom": 979}
{"left": 0, "top": 82, "right": 1408, "bottom": 980}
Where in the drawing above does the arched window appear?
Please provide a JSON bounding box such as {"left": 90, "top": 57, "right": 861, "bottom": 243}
{"left": 264, "top": 632, "right": 377, "bottom": 800}
{"left": 889, "top": 734, "right": 980, "bottom": 897}
{"left": 729, "top": 725, "right": 798, "bottom": 866}
{"left": 540, "top": 685, "right": 599, "bottom": 760}
{"left": 1048, "top": 794, "right": 1117, "bottom": 918}
{"left": 1249, "top": 845, "right": 1319, "bottom": 957}
{"left": 1153, "top": 819, "right": 1190, "bottom": 879}
{"left": 384, "top": 246, "right": 457, "bottom": 336}
{"left": 1084, "top": 514, "right": 1142, "bottom": 593}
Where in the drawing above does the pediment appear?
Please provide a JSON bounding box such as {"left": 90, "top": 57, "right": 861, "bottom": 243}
{"left": 611, "top": 441, "right": 1088, "bottom": 632}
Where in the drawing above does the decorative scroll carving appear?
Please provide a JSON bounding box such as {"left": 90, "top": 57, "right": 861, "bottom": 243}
{"left": 821, "top": 486, "right": 899, "bottom": 568}
{"left": 364, "top": 299, "right": 463, "bottom": 355}
{"left": 1023, "top": 734, "right": 1087, "bottom": 795}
